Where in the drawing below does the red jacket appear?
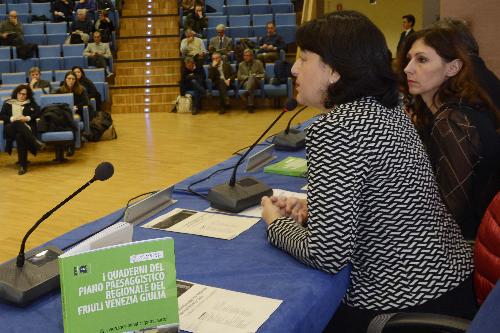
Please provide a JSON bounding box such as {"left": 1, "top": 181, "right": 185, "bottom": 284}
{"left": 474, "top": 191, "right": 500, "bottom": 304}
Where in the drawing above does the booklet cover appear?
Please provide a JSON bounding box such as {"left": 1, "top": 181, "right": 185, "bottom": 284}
{"left": 263, "top": 156, "right": 307, "bottom": 177}
{"left": 58, "top": 237, "right": 179, "bottom": 333}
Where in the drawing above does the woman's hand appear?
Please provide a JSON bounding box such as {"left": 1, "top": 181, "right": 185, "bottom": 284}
{"left": 261, "top": 196, "right": 283, "bottom": 226}
{"left": 272, "top": 196, "right": 308, "bottom": 226}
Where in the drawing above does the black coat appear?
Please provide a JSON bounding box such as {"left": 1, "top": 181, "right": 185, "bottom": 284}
{"left": 396, "top": 29, "right": 414, "bottom": 53}
{"left": 0, "top": 99, "right": 41, "bottom": 137}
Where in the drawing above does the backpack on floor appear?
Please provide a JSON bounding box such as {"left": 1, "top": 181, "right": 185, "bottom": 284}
{"left": 86, "top": 111, "right": 114, "bottom": 141}
{"left": 175, "top": 94, "right": 193, "bottom": 113}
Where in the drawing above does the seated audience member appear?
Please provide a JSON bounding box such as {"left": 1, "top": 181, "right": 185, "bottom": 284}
{"left": 180, "top": 29, "right": 207, "bottom": 68}
{"left": 94, "top": 10, "right": 115, "bottom": 43}
{"left": 56, "top": 71, "right": 93, "bottom": 120}
{"left": 0, "top": 11, "right": 24, "bottom": 46}
{"left": 53, "top": 0, "right": 74, "bottom": 23}
{"left": 74, "top": 0, "right": 97, "bottom": 17}
{"left": 208, "top": 52, "right": 235, "bottom": 114}
{"left": 96, "top": 0, "right": 115, "bottom": 11}
{"left": 184, "top": 3, "right": 207, "bottom": 37}
{"left": 72, "top": 66, "right": 102, "bottom": 112}
{"left": 28, "top": 67, "right": 51, "bottom": 94}
{"left": 69, "top": 9, "right": 93, "bottom": 44}
{"left": 260, "top": 11, "right": 476, "bottom": 333}
{"left": 0, "top": 84, "right": 44, "bottom": 175}
{"left": 433, "top": 18, "right": 500, "bottom": 111}
{"left": 181, "top": 0, "right": 197, "bottom": 16}
{"left": 180, "top": 56, "right": 206, "bottom": 115}
{"left": 83, "top": 31, "right": 113, "bottom": 76}
{"left": 398, "top": 24, "right": 500, "bottom": 240}
{"left": 237, "top": 49, "right": 264, "bottom": 113}
{"left": 257, "top": 22, "right": 286, "bottom": 63}
{"left": 208, "top": 24, "right": 232, "bottom": 57}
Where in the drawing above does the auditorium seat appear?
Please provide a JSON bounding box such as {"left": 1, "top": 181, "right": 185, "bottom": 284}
{"left": 63, "top": 44, "right": 85, "bottom": 57}
{"left": 228, "top": 26, "right": 252, "bottom": 38}
{"left": 24, "top": 34, "right": 47, "bottom": 45}
{"left": 14, "top": 58, "right": 37, "bottom": 73}
{"left": 207, "top": 15, "right": 227, "bottom": 28}
{"left": 0, "top": 46, "right": 11, "bottom": 60}
{"left": 271, "top": 3, "right": 294, "bottom": 13}
{"left": 252, "top": 13, "right": 273, "bottom": 26}
{"left": 278, "top": 25, "right": 297, "bottom": 44}
{"left": 23, "top": 23, "right": 45, "bottom": 35}
{"left": 46, "top": 22, "right": 68, "bottom": 34}
{"left": 0, "top": 60, "right": 12, "bottom": 73}
{"left": 225, "top": 5, "right": 249, "bottom": 16}
{"left": 7, "top": 3, "right": 29, "bottom": 14}
{"left": 249, "top": 4, "right": 272, "bottom": 14}
{"left": 1, "top": 72, "right": 26, "bottom": 85}
{"left": 46, "top": 33, "right": 68, "bottom": 45}
{"left": 275, "top": 13, "right": 295, "bottom": 25}
{"left": 39, "top": 57, "right": 63, "bottom": 71}
{"left": 229, "top": 14, "right": 251, "bottom": 27}
{"left": 249, "top": 0, "right": 269, "bottom": 5}
{"left": 31, "top": 3, "right": 52, "bottom": 17}
{"left": 38, "top": 44, "right": 62, "bottom": 58}
{"left": 85, "top": 68, "right": 106, "bottom": 82}
{"left": 263, "top": 62, "right": 293, "bottom": 107}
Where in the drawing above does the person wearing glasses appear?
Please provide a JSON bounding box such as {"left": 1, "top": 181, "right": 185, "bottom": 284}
{"left": 0, "top": 85, "right": 44, "bottom": 175}
{"left": 0, "top": 11, "right": 24, "bottom": 46}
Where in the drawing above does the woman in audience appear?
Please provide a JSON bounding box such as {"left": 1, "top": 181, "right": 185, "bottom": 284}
{"left": 260, "top": 11, "right": 476, "bottom": 332}
{"left": 72, "top": 66, "right": 102, "bottom": 112}
{"left": 397, "top": 24, "right": 500, "bottom": 240}
{"left": 0, "top": 84, "right": 44, "bottom": 175}
{"left": 56, "top": 70, "right": 94, "bottom": 119}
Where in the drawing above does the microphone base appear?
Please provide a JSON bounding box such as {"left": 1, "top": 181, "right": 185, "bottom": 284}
{"left": 0, "top": 246, "right": 62, "bottom": 306}
{"left": 274, "top": 129, "right": 306, "bottom": 151}
{"left": 208, "top": 177, "right": 273, "bottom": 213}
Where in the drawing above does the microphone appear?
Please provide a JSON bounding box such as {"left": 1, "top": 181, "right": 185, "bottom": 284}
{"left": 0, "top": 162, "right": 114, "bottom": 306}
{"left": 274, "top": 106, "right": 308, "bottom": 151}
{"left": 207, "top": 99, "right": 298, "bottom": 212}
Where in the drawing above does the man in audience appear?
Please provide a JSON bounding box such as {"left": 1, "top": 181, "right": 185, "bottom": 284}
{"left": 180, "top": 28, "right": 207, "bottom": 68}
{"left": 83, "top": 31, "right": 113, "bottom": 77}
{"left": 396, "top": 14, "right": 415, "bottom": 54}
{"left": 94, "top": 10, "right": 115, "bottom": 43}
{"left": 208, "top": 52, "right": 235, "bottom": 114}
{"left": 184, "top": 3, "right": 207, "bottom": 37}
{"left": 96, "top": 0, "right": 115, "bottom": 11}
{"left": 180, "top": 56, "right": 207, "bottom": 115}
{"left": 257, "top": 22, "right": 285, "bottom": 63}
{"left": 28, "top": 67, "right": 51, "bottom": 93}
{"left": 0, "top": 11, "right": 24, "bottom": 46}
{"left": 75, "top": 0, "right": 97, "bottom": 18}
{"left": 70, "top": 9, "right": 94, "bottom": 44}
{"left": 208, "top": 24, "right": 232, "bottom": 57}
{"left": 237, "top": 49, "right": 264, "bottom": 113}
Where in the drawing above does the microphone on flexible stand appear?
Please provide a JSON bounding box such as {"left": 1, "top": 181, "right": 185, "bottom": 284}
{"left": 0, "top": 162, "right": 114, "bottom": 306}
{"left": 207, "top": 99, "right": 298, "bottom": 213}
{"left": 274, "top": 105, "right": 308, "bottom": 151}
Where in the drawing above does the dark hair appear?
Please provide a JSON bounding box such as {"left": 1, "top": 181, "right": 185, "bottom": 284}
{"left": 397, "top": 26, "right": 499, "bottom": 129}
{"left": 432, "top": 18, "right": 479, "bottom": 56}
{"left": 403, "top": 14, "right": 415, "bottom": 27}
{"left": 59, "top": 71, "right": 84, "bottom": 95}
{"left": 71, "top": 65, "right": 87, "bottom": 79}
{"left": 296, "top": 11, "right": 399, "bottom": 109}
{"left": 11, "top": 84, "right": 33, "bottom": 100}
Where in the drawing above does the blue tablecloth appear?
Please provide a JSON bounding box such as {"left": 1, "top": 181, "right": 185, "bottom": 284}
{"left": 0, "top": 121, "right": 351, "bottom": 333}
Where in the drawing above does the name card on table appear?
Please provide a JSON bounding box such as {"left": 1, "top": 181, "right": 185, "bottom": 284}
{"left": 58, "top": 237, "right": 179, "bottom": 333}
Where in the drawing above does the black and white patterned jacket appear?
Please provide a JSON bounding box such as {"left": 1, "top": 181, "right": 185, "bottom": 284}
{"left": 268, "top": 96, "right": 473, "bottom": 310}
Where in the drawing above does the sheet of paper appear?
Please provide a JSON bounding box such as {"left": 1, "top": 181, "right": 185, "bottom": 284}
{"left": 142, "top": 208, "right": 259, "bottom": 240}
{"left": 178, "top": 281, "right": 282, "bottom": 333}
{"left": 204, "top": 188, "right": 307, "bottom": 218}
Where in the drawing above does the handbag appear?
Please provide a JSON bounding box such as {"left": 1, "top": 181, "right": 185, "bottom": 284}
{"left": 175, "top": 94, "right": 193, "bottom": 113}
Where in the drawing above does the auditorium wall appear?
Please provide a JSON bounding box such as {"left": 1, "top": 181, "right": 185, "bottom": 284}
{"left": 441, "top": 0, "right": 500, "bottom": 76}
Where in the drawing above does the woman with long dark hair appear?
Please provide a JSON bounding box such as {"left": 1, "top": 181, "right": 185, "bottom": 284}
{"left": 0, "top": 84, "right": 44, "bottom": 175}
{"left": 72, "top": 65, "right": 102, "bottom": 112}
{"left": 260, "top": 11, "right": 476, "bottom": 332}
{"left": 56, "top": 71, "right": 93, "bottom": 119}
{"left": 397, "top": 24, "right": 500, "bottom": 240}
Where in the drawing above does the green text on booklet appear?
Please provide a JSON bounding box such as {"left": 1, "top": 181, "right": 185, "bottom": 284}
{"left": 58, "top": 237, "right": 179, "bottom": 333}
{"left": 264, "top": 156, "right": 307, "bottom": 177}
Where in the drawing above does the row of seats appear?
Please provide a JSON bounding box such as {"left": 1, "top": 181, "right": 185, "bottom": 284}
{"left": 1, "top": 56, "right": 89, "bottom": 73}
{"left": 205, "top": 3, "right": 294, "bottom": 16}
{"left": 204, "top": 13, "right": 295, "bottom": 28}
{"left": 186, "top": 63, "right": 292, "bottom": 105}
{"left": 182, "top": 25, "right": 296, "bottom": 44}
{"left": 0, "top": 2, "right": 51, "bottom": 15}
{"left": 0, "top": 93, "right": 86, "bottom": 160}
{"left": 1, "top": 44, "right": 84, "bottom": 59}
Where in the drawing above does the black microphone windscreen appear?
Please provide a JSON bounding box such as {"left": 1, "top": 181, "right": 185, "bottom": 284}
{"left": 284, "top": 98, "right": 298, "bottom": 112}
{"left": 94, "top": 162, "right": 114, "bottom": 181}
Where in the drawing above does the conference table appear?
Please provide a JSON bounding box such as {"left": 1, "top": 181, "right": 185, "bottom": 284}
{"left": 0, "top": 121, "right": 351, "bottom": 333}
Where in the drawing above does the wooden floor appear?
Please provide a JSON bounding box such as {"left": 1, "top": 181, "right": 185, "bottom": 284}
{"left": 0, "top": 107, "right": 319, "bottom": 262}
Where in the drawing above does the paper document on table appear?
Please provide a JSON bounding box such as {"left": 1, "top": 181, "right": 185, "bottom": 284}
{"left": 177, "top": 281, "right": 282, "bottom": 333}
{"left": 141, "top": 208, "right": 259, "bottom": 240}
{"left": 204, "top": 188, "right": 307, "bottom": 217}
